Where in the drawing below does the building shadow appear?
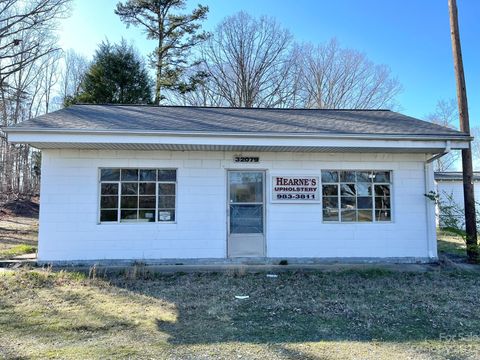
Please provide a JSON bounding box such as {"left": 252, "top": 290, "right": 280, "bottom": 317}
{"left": 107, "top": 269, "right": 480, "bottom": 346}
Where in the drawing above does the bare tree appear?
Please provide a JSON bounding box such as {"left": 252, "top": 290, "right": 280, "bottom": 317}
{"left": 59, "top": 49, "right": 89, "bottom": 106}
{"left": 39, "top": 50, "right": 62, "bottom": 114}
{"left": 298, "top": 39, "right": 402, "bottom": 109}
{"left": 0, "top": 0, "right": 71, "bottom": 200}
{"left": 0, "top": 0, "right": 70, "bottom": 85}
{"left": 201, "top": 12, "right": 297, "bottom": 108}
{"left": 425, "top": 99, "right": 461, "bottom": 171}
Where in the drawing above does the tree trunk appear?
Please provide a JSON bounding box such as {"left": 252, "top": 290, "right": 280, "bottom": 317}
{"left": 448, "top": 0, "right": 478, "bottom": 262}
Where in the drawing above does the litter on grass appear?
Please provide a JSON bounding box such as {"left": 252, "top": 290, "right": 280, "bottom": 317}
{"left": 266, "top": 274, "right": 278, "bottom": 278}
{"left": 235, "top": 295, "right": 249, "bottom": 300}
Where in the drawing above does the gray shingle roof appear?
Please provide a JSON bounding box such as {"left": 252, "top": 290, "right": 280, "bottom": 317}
{"left": 5, "top": 104, "right": 469, "bottom": 138}
{"left": 435, "top": 172, "right": 480, "bottom": 181}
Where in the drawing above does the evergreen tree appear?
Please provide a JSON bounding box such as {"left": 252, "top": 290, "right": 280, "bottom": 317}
{"left": 73, "top": 40, "right": 152, "bottom": 105}
{"left": 115, "top": 0, "right": 209, "bottom": 104}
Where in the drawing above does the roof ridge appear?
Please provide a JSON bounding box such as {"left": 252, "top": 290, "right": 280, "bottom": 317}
{"left": 72, "top": 103, "right": 392, "bottom": 112}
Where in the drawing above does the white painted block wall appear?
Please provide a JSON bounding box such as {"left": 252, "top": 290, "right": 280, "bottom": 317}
{"left": 38, "top": 149, "right": 436, "bottom": 261}
{"left": 436, "top": 180, "right": 480, "bottom": 227}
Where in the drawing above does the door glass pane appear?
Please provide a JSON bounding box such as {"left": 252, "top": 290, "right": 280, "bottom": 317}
{"left": 230, "top": 204, "right": 263, "bottom": 234}
{"left": 229, "top": 172, "right": 263, "bottom": 203}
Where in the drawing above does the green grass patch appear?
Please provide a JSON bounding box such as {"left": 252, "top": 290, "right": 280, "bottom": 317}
{"left": 437, "top": 229, "right": 467, "bottom": 258}
{"left": 0, "top": 244, "right": 36, "bottom": 259}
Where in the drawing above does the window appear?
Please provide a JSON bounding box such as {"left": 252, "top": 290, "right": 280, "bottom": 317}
{"left": 321, "top": 170, "right": 392, "bottom": 223}
{"left": 99, "top": 168, "right": 176, "bottom": 223}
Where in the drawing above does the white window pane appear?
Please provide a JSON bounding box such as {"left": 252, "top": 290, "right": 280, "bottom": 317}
{"left": 321, "top": 171, "right": 338, "bottom": 183}
{"left": 322, "top": 185, "right": 338, "bottom": 196}
{"left": 139, "top": 169, "right": 156, "bottom": 181}
{"left": 158, "top": 170, "right": 176, "bottom": 181}
{"left": 341, "top": 210, "right": 356, "bottom": 222}
{"left": 340, "top": 184, "right": 356, "bottom": 196}
{"left": 122, "top": 183, "right": 138, "bottom": 195}
{"left": 139, "top": 210, "right": 155, "bottom": 222}
{"left": 120, "top": 209, "right": 138, "bottom": 221}
{"left": 121, "top": 169, "right": 138, "bottom": 181}
{"left": 101, "top": 183, "right": 118, "bottom": 195}
{"left": 101, "top": 196, "right": 118, "bottom": 208}
{"left": 374, "top": 171, "right": 390, "bottom": 183}
{"left": 159, "top": 183, "right": 175, "bottom": 196}
{"left": 323, "top": 209, "right": 339, "bottom": 221}
{"left": 158, "top": 210, "right": 175, "bottom": 222}
{"left": 101, "top": 168, "right": 120, "bottom": 181}
{"left": 100, "top": 210, "right": 117, "bottom": 222}
{"left": 376, "top": 210, "right": 391, "bottom": 221}
{"left": 358, "top": 210, "right": 373, "bottom": 222}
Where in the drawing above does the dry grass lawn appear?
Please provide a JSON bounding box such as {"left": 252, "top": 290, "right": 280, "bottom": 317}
{"left": 0, "top": 199, "right": 38, "bottom": 259}
{"left": 0, "top": 267, "right": 479, "bottom": 359}
{"left": 0, "top": 201, "right": 478, "bottom": 358}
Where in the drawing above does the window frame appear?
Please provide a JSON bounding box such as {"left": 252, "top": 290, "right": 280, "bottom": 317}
{"left": 97, "top": 167, "right": 177, "bottom": 224}
{"left": 321, "top": 170, "right": 393, "bottom": 224}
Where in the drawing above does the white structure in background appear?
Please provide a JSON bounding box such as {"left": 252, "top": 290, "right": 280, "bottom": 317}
{"left": 434, "top": 171, "right": 480, "bottom": 227}
{"left": 3, "top": 105, "right": 472, "bottom": 263}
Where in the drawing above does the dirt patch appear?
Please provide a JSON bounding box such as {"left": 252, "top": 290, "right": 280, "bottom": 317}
{"left": 0, "top": 197, "right": 39, "bottom": 219}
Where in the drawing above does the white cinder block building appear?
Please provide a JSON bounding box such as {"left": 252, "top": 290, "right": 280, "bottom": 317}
{"left": 4, "top": 105, "right": 471, "bottom": 263}
{"left": 434, "top": 171, "right": 480, "bottom": 227}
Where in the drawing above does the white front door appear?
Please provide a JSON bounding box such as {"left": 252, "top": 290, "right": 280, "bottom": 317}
{"left": 227, "top": 171, "right": 265, "bottom": 257}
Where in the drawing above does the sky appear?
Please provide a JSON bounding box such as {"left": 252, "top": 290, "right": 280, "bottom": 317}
{"left": 58, "top": 0, "right": 480, "bottom": 127}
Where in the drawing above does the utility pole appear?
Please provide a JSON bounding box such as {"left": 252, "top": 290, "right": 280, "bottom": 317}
{"left": 448, "top": 0, "right": 478, "bottom": 262}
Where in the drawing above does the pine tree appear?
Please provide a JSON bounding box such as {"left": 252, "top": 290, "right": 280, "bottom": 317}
{"left": 115, "top": 0, "right": 209, "bottom": 104}
{"left": 72, "top": 40, "right": 152, "bottom": 105}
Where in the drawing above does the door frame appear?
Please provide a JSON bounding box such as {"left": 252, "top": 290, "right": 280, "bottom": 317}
{"left": 226, "top": 169, "right": 267, "bottom": 258}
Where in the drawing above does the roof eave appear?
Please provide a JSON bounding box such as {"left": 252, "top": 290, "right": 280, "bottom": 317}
{"left": 2, "top": 126, "right": 472, "bottom": 142}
